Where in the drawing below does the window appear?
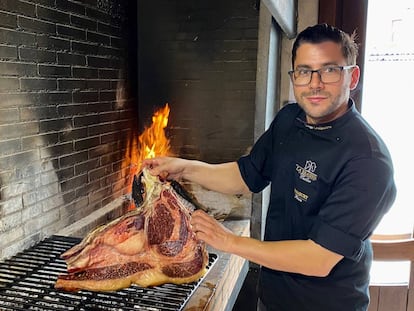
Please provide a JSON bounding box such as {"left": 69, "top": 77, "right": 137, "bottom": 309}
{"left": 362, "top": 0, "right": 414, "bottom": 236}
{"left": 362, "top": 0, "right": 414, "bottom": 285}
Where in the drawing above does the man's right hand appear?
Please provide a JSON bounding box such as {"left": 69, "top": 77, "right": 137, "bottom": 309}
{"left": 142, "top": 156, "right": 188, "bottom": 181}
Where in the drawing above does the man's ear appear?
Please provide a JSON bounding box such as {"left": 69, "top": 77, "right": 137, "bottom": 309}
{"left": 349, "top": 65, "right": 360, "bottom": 91}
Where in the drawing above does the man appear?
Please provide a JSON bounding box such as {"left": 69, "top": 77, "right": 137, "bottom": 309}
{"left": 143, "top": 24, "right": 396, "bottom": 311}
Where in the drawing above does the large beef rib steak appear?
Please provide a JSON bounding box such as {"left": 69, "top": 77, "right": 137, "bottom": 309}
{"left": 55, "top": 168, "right": 209, "bottom": 292}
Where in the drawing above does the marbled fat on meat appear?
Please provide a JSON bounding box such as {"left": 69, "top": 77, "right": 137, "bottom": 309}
{"left": 55, "top": 168, "right": 208, "bottom": 292}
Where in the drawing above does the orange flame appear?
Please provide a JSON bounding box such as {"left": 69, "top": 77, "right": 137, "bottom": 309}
{"left": 124, "top": 103, "right": 171, "bottom": 176}
{"left": 137, "top": 103, "right": 171, "bottom": 168}
{"left": 122, "top": 103, "right": 171, "bottom": 211}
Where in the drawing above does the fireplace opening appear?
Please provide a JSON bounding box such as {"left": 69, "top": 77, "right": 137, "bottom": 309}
{"left": 0, "top": 0, "right": 258, "bottom": 309}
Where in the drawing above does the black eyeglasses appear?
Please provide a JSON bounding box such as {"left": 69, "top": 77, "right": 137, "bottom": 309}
{"left": 288, "top": 65, "right": 356, "bottom": 86}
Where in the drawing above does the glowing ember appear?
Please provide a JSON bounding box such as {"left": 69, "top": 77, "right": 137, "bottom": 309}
{"left": 137, "top": 103, "right": 171, "bottom": 168}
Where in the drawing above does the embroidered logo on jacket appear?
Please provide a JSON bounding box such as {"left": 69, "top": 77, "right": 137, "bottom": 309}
{"left": 294, "top": 188, "right": 308, "bottom": 202}
{"left": 296, "top": 160, "right": 317, "bottom": 183}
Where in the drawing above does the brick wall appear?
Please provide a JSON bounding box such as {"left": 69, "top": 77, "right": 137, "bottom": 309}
{"left": 0, "top": 0, "right": 138, "bottom": 260}
{"left": 0, "top": 0, "right": 259, "bottom": 260}
{"left": 138, "top": 0, "right": 259, "bottom": 163}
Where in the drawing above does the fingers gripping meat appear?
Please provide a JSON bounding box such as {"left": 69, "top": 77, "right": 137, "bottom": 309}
{"left": 55, "top": 168, "right": 209, "bottom": 292}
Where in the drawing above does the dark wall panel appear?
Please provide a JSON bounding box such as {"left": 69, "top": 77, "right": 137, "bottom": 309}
{"left": 138, "top": 0, "right": 259, "bottom": 163}
{"left": 0, "top": 0, "right": 138, "bottom": 259}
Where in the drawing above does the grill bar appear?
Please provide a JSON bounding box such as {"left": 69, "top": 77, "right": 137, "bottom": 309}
{"left": 0, "top": 235, "right": 217, "bottom": 311}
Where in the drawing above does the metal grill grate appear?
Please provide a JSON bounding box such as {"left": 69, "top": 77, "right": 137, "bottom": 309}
{"left": 0, "top": 235, "right": 217, "bottom": 311}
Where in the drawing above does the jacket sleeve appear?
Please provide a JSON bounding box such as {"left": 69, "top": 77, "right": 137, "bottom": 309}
{"left": 308, "top": 155, "right": 396, "bottom": 261}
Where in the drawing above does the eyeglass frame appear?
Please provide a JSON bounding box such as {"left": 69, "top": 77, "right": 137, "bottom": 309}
{"left": 288, "top": 65, "right": 356, "bottom": 86}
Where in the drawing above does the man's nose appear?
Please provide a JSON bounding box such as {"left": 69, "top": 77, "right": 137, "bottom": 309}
{"left": 309, "top": 71, "right": 323, "bottom": 88}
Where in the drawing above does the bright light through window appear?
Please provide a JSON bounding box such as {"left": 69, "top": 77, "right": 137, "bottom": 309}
{"left": 362, "top": 0, "right": 414, "bottom": 235}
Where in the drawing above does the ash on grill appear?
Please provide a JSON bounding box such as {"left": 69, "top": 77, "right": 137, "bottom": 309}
{"left": 0, "top": 235, "right": 217, "bottom": 311}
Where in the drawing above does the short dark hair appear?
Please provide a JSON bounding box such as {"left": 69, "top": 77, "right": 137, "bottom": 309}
{"left": 291, "top": 23, "right": 359, "bottom": 68}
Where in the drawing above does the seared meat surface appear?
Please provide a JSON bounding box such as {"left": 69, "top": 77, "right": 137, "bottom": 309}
{"left": 55, "top": 168, "right": 208, "bottom": 292}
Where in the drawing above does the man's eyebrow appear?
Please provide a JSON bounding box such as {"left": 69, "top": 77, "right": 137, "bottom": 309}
{"left": 321, "top": 62, "right": 340, "bottom": 67}
{"left": 294, "top": 62, "right": 340, "bottom": 69}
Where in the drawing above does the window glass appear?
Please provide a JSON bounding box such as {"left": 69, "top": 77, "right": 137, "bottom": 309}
{"left": 362, "top": 0, "right": 414, "bottom": 235}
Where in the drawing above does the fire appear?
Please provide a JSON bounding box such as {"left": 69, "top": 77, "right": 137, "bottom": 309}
{"left": 137, "top": 103, "right": 171, "bottom": 168}
{"left": 123, "top": 103, "right": 171, "bottom": 211}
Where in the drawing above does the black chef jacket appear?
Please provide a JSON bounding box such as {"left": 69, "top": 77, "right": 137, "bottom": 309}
{"left": 237, "top": 101, "right": 396, "bottom": 311}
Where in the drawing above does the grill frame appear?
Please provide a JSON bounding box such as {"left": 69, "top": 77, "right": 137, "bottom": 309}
{"left": 0, "top": 235, "right": 217, "bottom": 311}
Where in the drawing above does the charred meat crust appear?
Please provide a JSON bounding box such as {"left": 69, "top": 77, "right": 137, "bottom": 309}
{"left": 55, "top": 168, "right": 209, "bottom": 292}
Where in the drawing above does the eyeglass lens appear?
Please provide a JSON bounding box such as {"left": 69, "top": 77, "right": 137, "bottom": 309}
{"left": 291, "top": 67, "right": 344, "bottom": 85}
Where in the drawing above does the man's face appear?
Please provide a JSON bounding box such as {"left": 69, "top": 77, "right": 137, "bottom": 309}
{"left": 292, "top": 41, "right": 360, "bottom": 124}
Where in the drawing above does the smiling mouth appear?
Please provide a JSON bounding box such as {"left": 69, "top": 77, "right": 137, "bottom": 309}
{"left": 307, "top": 96, "right": 326, "bottom": 103}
